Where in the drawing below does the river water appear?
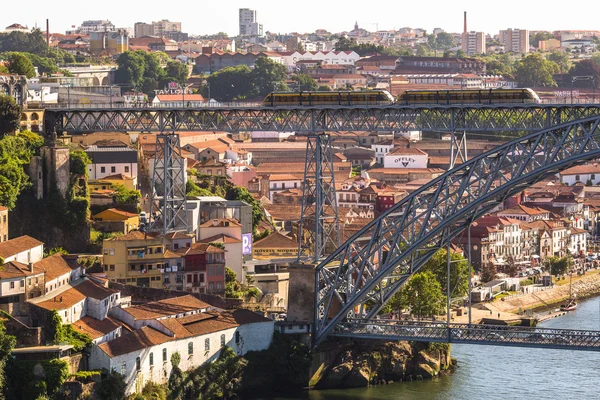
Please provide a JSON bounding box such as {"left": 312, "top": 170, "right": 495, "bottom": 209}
{"left": 277, "top": 296, "right": 600, "bottom": 400}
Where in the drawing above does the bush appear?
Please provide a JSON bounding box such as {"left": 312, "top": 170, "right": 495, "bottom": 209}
{"left": 96, "top": 370, "right": 126, "bottom": 400}
{"left": 5, "top": 358, "right": 69, "bottom": 399}
{"left": 70, "top": 370, "right": 101, "bottom": 384}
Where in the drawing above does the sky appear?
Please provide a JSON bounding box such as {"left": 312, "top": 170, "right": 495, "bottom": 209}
{"left": 1, "top": 0, "right": 598, "bottom": 37}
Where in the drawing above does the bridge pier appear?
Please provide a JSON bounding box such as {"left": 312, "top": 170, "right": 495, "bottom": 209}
{"left": 287, "top": 263, "right": 317, "bottom": 325}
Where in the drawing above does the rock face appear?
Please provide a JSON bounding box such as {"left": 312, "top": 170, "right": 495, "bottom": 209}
{"left": 313, "top": 341, "right": 452, "bottom": 389}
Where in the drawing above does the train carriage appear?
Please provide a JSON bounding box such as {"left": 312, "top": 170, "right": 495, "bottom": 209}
{"left": 397, "top": 88, "right": 541, "bottom": 105}
{"left": 263, "top": 90, "right": 395, "bottom": 107}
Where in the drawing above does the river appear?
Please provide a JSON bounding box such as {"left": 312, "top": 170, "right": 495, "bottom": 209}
{"left": 277, "top": 296, "right": 600, "bottom": 400}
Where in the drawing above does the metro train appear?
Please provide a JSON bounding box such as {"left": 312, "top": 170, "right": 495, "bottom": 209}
{"left": 262, "top": 88, "right": 541, "bottom": 106}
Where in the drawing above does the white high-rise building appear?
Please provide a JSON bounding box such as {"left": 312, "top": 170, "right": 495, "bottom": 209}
{"left": 239, "top": 8, "right": 263, "bottom": 37}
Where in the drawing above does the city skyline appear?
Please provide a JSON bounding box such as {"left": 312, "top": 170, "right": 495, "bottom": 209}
{"left": 2, "top": 0, "right": 600, "bottom": 37}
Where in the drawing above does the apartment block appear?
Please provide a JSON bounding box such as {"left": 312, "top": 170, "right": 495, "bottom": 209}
{"left": 499, "top": 29, "right": 530, "bottom": 54}
{"left": 461, "top": 31, "right": 486, "bottom": 55}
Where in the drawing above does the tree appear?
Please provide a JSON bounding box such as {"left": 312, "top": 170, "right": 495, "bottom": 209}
{"left": 456, "top": 49, "right": 466, "bottom": 58}
{"left": 422, "top": 248, "right": 469, "bottom": 298}
{"left": 400, "top": 271, "right": 445, "bottom": 319}
{"left": 515, "top": 53, "right": 558, "bottom": 87}
{"left": 0, "top": 95, "right": 21, "bottom": 137}
{"left": 69, "top": 149, "right": 91, "bottom": 176}
{"left": 96, "top": 370, "right": 126, "bottom": 400}
{"left": 317, "top": 85, "right": 332, "bottom": 91}
{"left": 0, "top": 320, "right": 15, "bottom": 393}
{"left": 47, "top": 247, "right": 68, "bottom": 256}
{"left": 436, "top": 32, "right": 455, "bottom": 49}
{"left": 8, "top": 52, "right": 35, "bottom": 78}
{"left": 547, "top": 51, "right": 572, "bottom": 74}
{"left": 291, "top": 73, "right": 318, "bottom": 91}
{"left": 546, "top": 255, "right": 571, "bottom": 276}
{"left": 504, "top": 255, "right": 518, "bottom": 277}
{"left": 0, "top": 65, "right": 7, "bottom": 74}
{"left": 206, "top": 65, "right": 254, "bottom": 101}
{"left": 481, "top": 261, "right": 497, "bottom": 283}
{"left": 225, "top": 266, "right": 241, "bottom": 298}
{"left": 416, "top": 44, "right": 431, "bottom": 57}
{"left": 251, "top": 57, "right": 289, "bottom": 97}
{"left": 115, "top": 51, "right": 146, "bottom": 88}
{"left": 530, "top": 31, "right": 555, "bottom": 48}
{"left": 165, "top": 60, "right": 189, "bottom": 86}
{"left": 570, "top": 59, "right": 600, "bottom": 88}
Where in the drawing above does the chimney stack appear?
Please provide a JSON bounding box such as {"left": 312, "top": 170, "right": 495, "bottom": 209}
{"left": 463, "top": 11, "right": 467, "bottom": 34}
{"left": 46, "top": 19, "right": 50, "bottom": 50}
{"left": 28, "top": 262, "right": 33, "bottom": 273}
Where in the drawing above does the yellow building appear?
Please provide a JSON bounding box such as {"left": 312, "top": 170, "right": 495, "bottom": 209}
{"left": 539, "top": 39, "right": 561, "bottom": 52}
{"left": 102, "top": 231, "right": 182, "bottom": 288}
{"left": 89, "top": 173, "right": 136, "bottom": 191}
{"left": 253, "top": 232, "right": 298, "bottom": 259}
{"left": 92, "top": 208, "right": 139, "bottom": 234}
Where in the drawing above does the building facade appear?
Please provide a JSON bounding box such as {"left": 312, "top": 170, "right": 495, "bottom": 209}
{"left": 461, "top": 31, "right": 486, "bottom": 55}
{"left": 499, "top": 29, "right": 530, "bottom": 54}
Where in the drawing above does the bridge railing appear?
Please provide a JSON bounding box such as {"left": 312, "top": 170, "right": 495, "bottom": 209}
{"left": 332, "top": 320, "right": 600, "bottom": 350}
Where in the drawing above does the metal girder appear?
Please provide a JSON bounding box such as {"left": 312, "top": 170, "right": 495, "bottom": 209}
{"left": 313, "top": 115, "right": 600, "bottom": 346}
{"left": 149, "top": 134, "right": 189, "bottom": 234}
{"left": 44, "top": 104, "right": 600, "bottom": 134}
{"left": 331, "top": 320, "right": 600, "bottom": 351}
{"left": 297, "top": 135, "right": 341, "bottom": 262}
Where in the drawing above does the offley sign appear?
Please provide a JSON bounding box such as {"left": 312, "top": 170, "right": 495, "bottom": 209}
{"left": 154, "top": 82, "right": 192, "bottom": 96}
{"left": 393, "top": 157, "right": 416, "bottom": 167}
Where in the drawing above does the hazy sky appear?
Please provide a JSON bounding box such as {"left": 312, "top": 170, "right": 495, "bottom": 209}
{"left": 1, "top": 0, "right": 598, "bottom": 37}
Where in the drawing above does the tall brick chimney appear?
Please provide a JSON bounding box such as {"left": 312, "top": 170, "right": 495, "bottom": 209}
{"left": 463, "top": 11, "right": 467, "bottom": 34}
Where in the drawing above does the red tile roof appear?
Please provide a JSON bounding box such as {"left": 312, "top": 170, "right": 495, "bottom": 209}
{"left": 33, "top": 279, "right": 117, "bottom": 311}
{"left": 34, "top": 254, "right": 78, "bottom": 281}
{"left": 122, "top": 295, "right": 210, "bottom": 320}
{"left": 72, "top": 315, "right": 121, "bottom": 339}
{"left": 0, "top": 235, "right": 43, "bottom": 259}
{"left": 98, "top": 326, "right": 171, "bottom": 357}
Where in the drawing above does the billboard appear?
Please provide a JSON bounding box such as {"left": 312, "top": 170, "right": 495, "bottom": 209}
{"left": 242, "top": 233, "right": 253, "bottom": 255}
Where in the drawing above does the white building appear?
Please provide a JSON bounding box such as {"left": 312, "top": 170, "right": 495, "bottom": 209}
{"left": 239, "top": 8, "right": 263, "bottom": 37}
{"left": 85, "top": 145, "right": 139, "bottom": 186}
{"left": 278, "top": 51, "right": 360, "bottom": 68}
{"left": 0, "top": 235, "right": 44, "bottom": 264}
{"left": 560, "top": 164, "right": 600, "bottom": 186}
{"left": 266, "top": 174, "right": 303, "bottom": 200}
{"left": 383, "top": 148, "right": 428, "bottom": 169}
{"left": 91, "top": 304, "right": 273, "bottom": 395}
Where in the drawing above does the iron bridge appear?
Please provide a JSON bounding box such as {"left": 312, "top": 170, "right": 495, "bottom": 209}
{"left": 313, "top": 114, "right": 600, "bottom": 348}
{"left": 332, "top": 320, "right": 600, "bottom": 351}
{"left": 43, "top": 103, "right": 600, "bottom": 134}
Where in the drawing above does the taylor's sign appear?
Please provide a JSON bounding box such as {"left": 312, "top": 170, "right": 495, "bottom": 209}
{"left": 154, "top": 82, "right": 192, "bottom": 95}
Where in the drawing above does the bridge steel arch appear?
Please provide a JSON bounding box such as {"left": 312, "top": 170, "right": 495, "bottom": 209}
{"left": 313, "top": 115, "right": 600, "bottom": 346}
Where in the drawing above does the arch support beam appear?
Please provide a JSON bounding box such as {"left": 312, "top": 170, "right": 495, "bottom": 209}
{"left": 314, "top": 116, "right": 600, "bottom": 346}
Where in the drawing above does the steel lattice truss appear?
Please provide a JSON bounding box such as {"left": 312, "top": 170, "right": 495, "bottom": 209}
{"left": 44, "top": 104, "right": 600, "bottom": 134}
{"left": 149, "top": 134, "right": 188, "bottom": 234}
{"left": 331, "top": 320, "right": 600, "bottom": 351}
{"left": 297, "top": 135, "right": 341, "bottom": 262}
{"left": 314, "top": 115, "right": 600, "bottom": 346}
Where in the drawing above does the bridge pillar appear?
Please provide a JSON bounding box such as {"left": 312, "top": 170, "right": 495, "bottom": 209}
{"left": 287, "top": 263, "right": 317, "bottom": 324}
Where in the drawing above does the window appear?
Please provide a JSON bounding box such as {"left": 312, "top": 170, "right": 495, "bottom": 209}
{"left": 20, "top": 280, "right": 24, "bottom": 287}
{"left": 101, "top": 167, "right": 106, "bottom": 173}
{"left": 111, "top": 166, "right": 116, "bottom": 173}
{"left": 125, "top": 166, "right": 130, "bottom": 173}
{"left": 163, "top": 348, "right": 167, "bottom": 362}
{"left": 149, "top": 352, "right": 154, "bottom": 366}
{"left": 576, "top": 175, "right": 580, "bottom": 181}
{"left": 9, "top": 282, "right": 14, "bottom": 289}
{"left": 110, "top": 265, "right": 115, "bottom": 271}
{"left": 208, "top": 266, "right": 214, "bottom": 276}
{"left": 136, "top": 357, "right": 141, "bottom": 371}
{"left": 235, "top": 331, "right": 240, "bottom": 344}
{"left": 109, "top": 249, "right": 115, "bottom": 256}
{"left": 121, "top": 361, "right": 126, "bottom": 375}
{"left": 205, "top": 338, "right": 210, "bottom": 351}
{"left": 188, "top": 342, "right": 194, "bottom": 355}
{"left": 221, "top": 334, "right": 226, "bottom": 347}
{"left": 592, "top": 174, "right": 596, "bottom": 180}
{"left": 187, "top": 275, "right": 192, "bottom": 283}
{"left": 104, "top": 300, "right": 108, "bottom": 306}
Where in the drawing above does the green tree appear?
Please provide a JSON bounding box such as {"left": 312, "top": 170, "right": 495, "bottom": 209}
{"left": 115, "top": 51, "right": 146, "bottom": 88}
{"left": 570, "top": 59, "right": 600, "bottom": 88}
{"left": 317, "top": 85, "right": 332, "bottom": 91}
{"left": 292, "top": 73, "right": 318, "bottom": 91}
{"left": 0, "top": 65, "right": 7, "bottom": 74}
{"left": 69, "top": 149, "right": 91, "bottom": 176}
{"left": 225, "top": 266, "right": 241, "bottom": 298}
{"left": 47, "top": 247, "right": 68, "bottom": 256}
{"left": 206, "top": 65, "right": 254, "bottom": 101}
{"left": 504, "top": 255, "right": 518, "bottom": 277}
{"left": 186, "top": 180, "right": 213, "bottom": 197}
{"left": 251, "top": 56, "right": 289, "bottom": 97}
{"left": 515, "top": 53, "right": 559, "bottom": 87}
{"left": 436, "top": 32, "right": 455, "bottom": 49}
{"left": 456, "top": 49, "right": 466, "bottom": 58}
{"left": 546, "top": 255, "right": 572, "bottom": 276}
{"left": 0, "top": 95, "right": 21, "bottom": 137}
{"left": 48, "top": 310, "right": 66, "bottom": 344}
{"left": 8, "top": 52, "right": 36, "bottom": 78}
{"left": 416, "top": 44, "right": 431, "bottom": 57}
{"left": 530, "top": 31, "right": 555, "bottom": 48}
{"left": 112, "top": 184, "right": 141, "bottom": 205}
{"left": 547, "top": 51, "right": 572, "bottom": 74}
{"left": 422, "top": 248, "right": 469, "bottom": 297}
{"left": 165, "top": 60, "right": 189, "bottom": 86}
{"left": 400, "top": 271, "right": 445, "bottom": 319}
{"left": 96, "top": 370, "right": 126, "bottom": 400}
{"left": 0, "top": 320, "right": 15, "bottom": 393}
{"left": 0, "top": 158, "right": 29, "bottom": 210}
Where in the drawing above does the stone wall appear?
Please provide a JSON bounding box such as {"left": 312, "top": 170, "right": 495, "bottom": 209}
{"left": 287, "top": 263, "right": 316, "bottom": 323}
{"left": 42, "top": 146, "right": 70, "bottom": 199}
{"left": 108, "top": 281, "right": 242, "bottom": 309}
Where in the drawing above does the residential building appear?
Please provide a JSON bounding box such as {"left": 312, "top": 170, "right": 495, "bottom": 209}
{"left": 0, "top": 261, "right": 45, "bottom": 311}
{"left": 528, "top": 220, "right": 569, "bottom": 258}
{"left": 152, "top": 94, "right": 205, "bottom": 108}
{"left": 91, "top": 305, "right": 273, "bottom": 396}
{"left": 253, "top": 232, "right": 298, "bottom": 260}
{"left": 102, "top": 232, "right": 184, "bottom": 289}
{"left": 538, "top": 39, "right": 560, "bottom": 51}
{"left": 239, "top": 8, "right": 263, "bottom": 37}
{"left": 278, "top": 51, "right": 360, "bottom": 68}
{"left": 499, "top": 29, "right": 530, "bottom": 54}
{"left": 73, "top": 20, "right": 116, "bottom": 34}
{"left": 89, "top": 173, "right": 136, "bottom": 191}
{"left": 461, "top": 31, "right": 486, "bottom": 55}
{"left": 496, "top": 204, "right": 551, "bottom": 222}
{"left": 193, "top": 159, "right": 228, "bottom": 177}
{"left": 376, "top": 190, "right": 408, "bottom": 212}
{"left": 265, "top": 174, "right": 303, "bottom": 200}
{"left": 560, "top": 164, "right": 600, "bottom": 186}
{"left": 92, "top": 208, "right": 140, "bottom": 234}
{"left": 0, "top": 235, "right": 44, "bottom": 264}
{"left": 367, "top": 168, "right": 445, "bottom": 185}
{"left": 179, "top": 244, "right": 226, "bottom": 294}
{"left": 186, "top": 198, "right": 252, "bottom": 244}
{"left": 198, "top": 218, "right": 243, "bottom": 243}
{"left": 90, "top": 31, "right": 129, "bottom": 56}
{"left": 86, "top": 145, "right": 138, "bottom": 187}
{"left": 134, "top": 22, "right": 153, "bottom": 38}
{"left": 0, "top": 206, "right": 7, "bottom": 243}
{"left": 199, "top": 234, "right": 243, "bottom": 281}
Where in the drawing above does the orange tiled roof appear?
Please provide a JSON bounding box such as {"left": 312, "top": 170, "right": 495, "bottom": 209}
{"left": 0, "top": 235, "right": 43, "bottom": 259}
{"left": 34, "top": 254, "right": 77, "bottom": 281}
{"left": 122, "top": 295, "right": 210, "bottom": 321}
{"left": 71, "top": 315, "right": 121, "bottom": 339}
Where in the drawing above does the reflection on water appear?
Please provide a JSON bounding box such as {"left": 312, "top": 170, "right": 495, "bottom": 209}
{"left": 275, "top": 296, "right": 600, "bottom": 400}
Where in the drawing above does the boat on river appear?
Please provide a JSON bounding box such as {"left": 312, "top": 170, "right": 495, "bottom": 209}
{"left": 560, "top": 271, "right": 577, "bottom": 311}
